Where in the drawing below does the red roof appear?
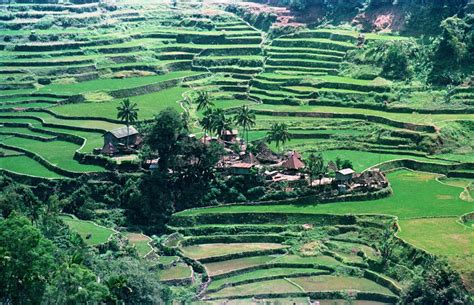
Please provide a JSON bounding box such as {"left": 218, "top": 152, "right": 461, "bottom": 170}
{"left": 282, "top": 154, "right": 305, "bottom": 170}
{"left": 291, "top": 151, "right": 302, "bottom": 159}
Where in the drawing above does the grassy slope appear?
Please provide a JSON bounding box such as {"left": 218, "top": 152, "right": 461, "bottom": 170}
{"left": 52, "top": 86, "right": 188, "bottom": 120}
{"left": 61, "top": 215, "right": 115, "bottom": 246}
{"left": 38, "top": 70, "right": 199, "bottom": 95}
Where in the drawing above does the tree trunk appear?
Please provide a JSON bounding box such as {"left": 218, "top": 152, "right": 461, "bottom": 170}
{"left": 126, "top": 122, "right": 130, "bottom": 149}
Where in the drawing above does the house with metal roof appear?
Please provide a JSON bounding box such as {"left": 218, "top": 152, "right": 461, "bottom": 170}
{"left": 102, "top": 126, "right": 141, "bottom": 155}
{"left": 336, "top": 168, "right": 355, "bottom": 182}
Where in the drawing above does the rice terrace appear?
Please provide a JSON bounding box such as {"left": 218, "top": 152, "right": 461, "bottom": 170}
{"left": 0, "top": 0, "right": 473, "bottom": 304}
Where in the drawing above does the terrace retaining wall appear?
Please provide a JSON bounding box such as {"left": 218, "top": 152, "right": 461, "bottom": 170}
{"left": 253, "top": 109, "right": 437, "bottom": 133}
{"left": 376, "top": 159, "right": 474, "bottom": 178}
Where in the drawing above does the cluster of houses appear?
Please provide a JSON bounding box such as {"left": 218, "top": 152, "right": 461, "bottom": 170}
{"left": 206, "top": 130, "right": 389, "bottom": 194}
{"left": 222, "top": 145, "right": 387, "bottom": 194}
{"left": 98, "top": 126, "right": 388, "bottom": 194}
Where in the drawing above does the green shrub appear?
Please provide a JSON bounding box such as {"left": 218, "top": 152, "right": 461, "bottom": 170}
{"left": 247, "top": 186, "right": 266, "bottom": 200}
{"left": 400, "top": 260, "right": 470, "bottom": 305}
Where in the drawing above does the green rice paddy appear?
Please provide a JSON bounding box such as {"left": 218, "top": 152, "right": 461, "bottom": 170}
{"left": 61, "top": 215, "right": 115, "bottom": 246}
{"left": 124, "top": 232, "right": 153, "bottom": 257}
{"left": 52, "top": 86, "right": 188, "bottom": 120}
{"left": 180, "top": 243, "right": 286, "bottom": 260}
{"left": 180, "top": 170, "right": 472, "bottom": 219}
{"left": 0, "top": 155, "right": 64, "bottom": 178}
{"left": 1, "top": 136, "right": 105, "bottom": 173}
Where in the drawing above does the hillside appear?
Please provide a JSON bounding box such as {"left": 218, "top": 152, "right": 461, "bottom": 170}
{"left": 0, "top": 0, "right": 473, "bottom": 304}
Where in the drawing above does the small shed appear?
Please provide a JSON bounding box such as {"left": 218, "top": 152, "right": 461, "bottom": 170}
{"left": 336, "top": 168, "right": 355, "bottom": 182}
{"left": 282, "top": 154, "right": 305, "bottom": 171}
{"left": 221, "top": 129, "right": 239, "bottom": 143}
{"left": 103, "top": 126, "right": 140, "bottom": 148}
{"left": 229, "top": 162, "right": 254, "bottom": 175}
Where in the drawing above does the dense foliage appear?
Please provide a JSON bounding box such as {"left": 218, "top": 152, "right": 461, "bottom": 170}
{"left": 344, "top": 14, "right": 473, "bottom": 85}
{"left": 273, "top": 0, "right": 469, "bottom": 33}
{"left": 0, "top": 175, "right": 171, "bottom": 304}
{"left": 400, "top": 260, "right": 470, "bottom": 304}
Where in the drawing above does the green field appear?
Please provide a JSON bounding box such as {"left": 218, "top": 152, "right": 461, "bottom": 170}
{"left": 1, "top": 0, "right": 473, "bottom": 301}
{"left": 207, "top": 267, "right": 326, "bottom": 291}
{"left": 124, "top": 232, "right": 153, "bottom": 257}
{"left": 205, "top": 255, "right": 277, "bottom": 277}
{"left": 180, "top": 243, "right": 286, "bottom": 260}
{"left": 1, "top": 136, "right": 105, "bottom": 173}
{"left": 38, "top": 71, "right": 199, "bottom": 95}
{"left": 52, "top": 86, "right": 188, "bottom": 120}
{"left": 61, "top": 215, "right": 115, "bottom": 246}
{"left": 158, "top": 265, "right": 192, "bottom": 281}
{"left": 208, "top": 278, "right": 302, "bottom": 298}
{"left": 398, "top": 217, "right": 473, "bottom": 257}
{"left": 208, "top": 275, "right": 393, "bottom": 299}
{"left": 179, "top": 169, "right": 473, "bottom": 293}
{"left": 1, "top": 111, "right": 121, "bottom": 131}
{"left": 180, "top": 170, "right": 472, "bottom": 219}
{"left": 292, "top": 275, "right": 395, "bottom": 295}
{"left": 251, "top": 104, "right": 474, "bottom": 126}
{"left": 0, "top": 155, "right": 65, "bottom": 178}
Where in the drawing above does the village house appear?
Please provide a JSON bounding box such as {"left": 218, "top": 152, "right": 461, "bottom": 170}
{"left": 102, "top": 126, "right": 141, "bottom": 155}
{"left": 282, "top": 152, "right": 305, "bottom": 172}
{"left": 335, "top": 168, "right": 355, "bottom": 183}
{"left": 353, "top": 169, "right": 388, "bottom": 190}
{"left": 221, "top": 129, "right": 239, "bottom": 143}
{"left": 229, "top": 162, "right": 255, "bottom": 175}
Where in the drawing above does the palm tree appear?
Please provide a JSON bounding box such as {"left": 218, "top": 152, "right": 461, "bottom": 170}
{"left": 199, "top": 108, "right": 215, "bottom": 141}
{"left": 306, "top": 153, "right": 325, "bottom": 186}
{"left": 211, "top": 108, "right": 232, "bottom": 138}
{"left": 266, "top": 123, "right": 291, "bottom": 151}
{"left": 195, "top": 91, "right": 214, "bottom": 112}
{"left": 116, "top": 98, "right": 139, "bottom": 149}
{"left": 234, "top": 105, "right": 256, "bottom": 144}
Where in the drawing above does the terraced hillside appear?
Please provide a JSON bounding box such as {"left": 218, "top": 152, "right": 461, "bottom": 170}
{"left": 166, "top": 204, "right": 420, "bottom": 303}
{"left": 0, "top": 0, "right": 265, "bottom": 178}
{"left": 0, "top": 0, "right": 473, "bottom": 302}
{"left": 171, "top": 170, "right": 473, "bottom": 300}
{"left": 1, "top": 0, "right": 473, "bottom": 180}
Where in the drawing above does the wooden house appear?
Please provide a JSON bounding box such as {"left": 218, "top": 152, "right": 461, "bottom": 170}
{"left": 282, "top": 153, "right": 305, "bottom": 171}
{"left": 102, "top": 126, "right": 141, "bottom": 155}
{"left": 229, "top": 162, "right": 254, "bottom": 175}
{"left": 336, "top": 168, "right": 355, "bottom": 182}
{"left": 221, "top": 129, "right": 239, "bottom": 143}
